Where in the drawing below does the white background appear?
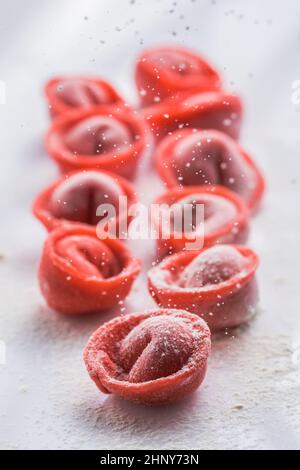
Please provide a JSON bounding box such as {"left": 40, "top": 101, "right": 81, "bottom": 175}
{"left": 0, "top": 0, "right": 300, "bottom": 450}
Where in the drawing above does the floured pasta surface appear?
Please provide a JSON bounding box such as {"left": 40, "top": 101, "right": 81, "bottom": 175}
{"left": 84, "top": 309, "right": 211, "bottom": 405}
{"left": 148, "top": 245, "right": 259, "bottom": 332}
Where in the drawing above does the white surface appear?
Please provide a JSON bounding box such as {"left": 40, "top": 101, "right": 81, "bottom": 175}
{"left": 0, "top": 0, "right": 300, "bottom": 450}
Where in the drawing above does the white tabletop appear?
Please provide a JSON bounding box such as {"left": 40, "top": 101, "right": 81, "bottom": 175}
{"left": 0, "top": 0, "right": 300, "bottom": 450}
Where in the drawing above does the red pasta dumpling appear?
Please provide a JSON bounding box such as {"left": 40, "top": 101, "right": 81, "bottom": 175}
{"left": 135, "top": 45, "right": 221, "bottom": 106}
{"left": 83, "top": 308, "right": 211, "bottom": 405}
{"left": 153, "top": 185, "right": 249, "bottom": 259}
{"left": 45, "top": 76, "right": 125, "bottom": 118}
{"left": 156, "top": 128, "right": 265, "bottom": 212}
{"left": 39, "top": 225, "right": 141, "bottom": 315}
{"left": 148, "top": 245, "right": 259, "bottom": 332}
{"left": 33, "top": 169, "right": 137, "bottom": 234}
{"left": 143, "top": 91, "right": 242, "bottom": 141}
{"left": 46, "top": 106, "right": 148, "bottom": 178}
